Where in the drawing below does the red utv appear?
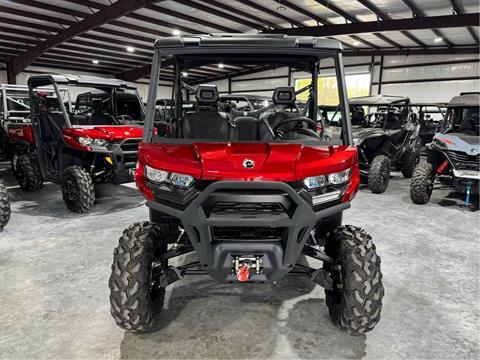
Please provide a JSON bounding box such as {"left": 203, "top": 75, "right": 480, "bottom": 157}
{"left": 109, "top": 34, "right": 384, "bottom": 335}
{"left": 16, "top": 75, "right": 145, "bottom": 213}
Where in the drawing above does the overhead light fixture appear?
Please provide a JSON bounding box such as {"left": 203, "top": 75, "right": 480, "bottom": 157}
{"left": 434, "top": 37, "right": 443, "bottom": 43}
{"left": 172, "top": 29, "right": 180, "bottom": 36}
{"left": 126, "top": 46, "right": 135, "bottom": 53}
{"left": 92, "top": 60, "right": 99, "bottom": 64}
{"left": 182, "top": 72, "right": 188, "bottom": 77}
{"left": 218, "top": 63, "right": 224, "bottom": 69}
{"left": 353, "top": 40, "right": 360, "bottom": 46}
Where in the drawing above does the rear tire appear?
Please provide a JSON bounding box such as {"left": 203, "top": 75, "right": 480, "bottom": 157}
{"left": 401, "top": 148, "right": 420, "bottom": 178}
{"left": 324, "top": 225, "right": 384, "bottom": 335}
{"left": 61, "top": 165, "right": 95, "bottom": 213}
{"left": 16, "top": 155, "right": 43, "bottom": 191}
{"left": 109, "top": 222, "right": 168, "bottom": 333}
{"left": 0, "top": 181, "right": 11, "bottom": 229}
{"left": 410, "top": 163, "right": 434, "bottom": 204}
{"left": 368, "top": 155, "right": 390, "bottom": 194}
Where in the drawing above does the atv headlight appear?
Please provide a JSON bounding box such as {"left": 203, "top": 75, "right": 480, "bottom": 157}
{"left": 145, "top": 165, "right": 169, "bottom": 183}
{"left": 170, "top": 173, "right": 194, "bottom": 188}
{"left": 144, "top": 165, "right": 194, "bottom": 188}
{"left": 353, "top": 138, "right": 361, "bottom": 145}
{"left": 303, "top": 168, "right": 351, "bottom": 189}
{"left": 303, "top": 175, "right": 327, "bottom": 189}
{"left": 77, "top": 137, "right": 109, "bottom": 147}
{"left": 327, "top": 168, "right": 351, "bottom": 185}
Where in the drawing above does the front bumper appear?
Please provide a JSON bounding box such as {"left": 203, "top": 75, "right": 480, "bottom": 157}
{"left": 106, "top": 138, "right": 141, "bottom": 184}
{"left": 148, "top": 181, "right": 349, "bottom": 283}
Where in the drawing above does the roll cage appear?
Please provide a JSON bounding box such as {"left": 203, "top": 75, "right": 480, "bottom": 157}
{"left": 143, "top": 34, "right": 352, "bottom": 146}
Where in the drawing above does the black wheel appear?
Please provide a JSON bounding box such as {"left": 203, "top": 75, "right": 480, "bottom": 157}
{"left": 323, "top": 225, "right": 384, "bottom": 335}
{"left": 109, "top": 222, "right": 168, "bottom": 333}
{"left": 401, "top": 148, "right": 420, "bottom": 178}
{"left": 0, "top": 181, "right": 11, "bottom": 229}
{"left": 61, "top": 165, "right": 95, "bottom": 213}
{"left": 368, "top": 155, "right": 390, "bottom": 194}
{"left": 410, "top": 163, "right": 434, "bottom": 204}
{"left": 16, "top": 155, "right": 43, "bottom": 191}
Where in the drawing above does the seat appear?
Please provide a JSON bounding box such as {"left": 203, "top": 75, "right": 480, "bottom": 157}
{"left": 351, "top": 106, "right": 365, "bottom": 126}
{"left": 89, "top": 98, "right": 115, "bottom": 126}
{"left": 259, "top": 86, "right": 301, "bottom": 140}
{"left": 182, "top": 85, "right": 229, "bottom": 140}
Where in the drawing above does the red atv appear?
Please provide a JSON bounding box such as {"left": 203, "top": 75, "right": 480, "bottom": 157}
{"left": 16, "top": 75, "right": 145, "bottom": 213}
{"left": 109, "top": 34, "right": 384, "bottom": 335}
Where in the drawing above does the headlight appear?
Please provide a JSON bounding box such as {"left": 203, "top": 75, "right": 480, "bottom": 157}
{"left": 145, "top": 165, "right": 169, "bottom": 183}
{"left": 327, "top": 168, "right": 351, "bottom": 185}
{"left": 170, "top": 173, "right": 194, "bottom": 188}
{"left": 353, "top": 138, "right": 361, "bottom": 145}
{"left": 303, "top": 168, "right": 351, "bottom": 189}
{"left": 303, "top": 175, "right": 327, "bottom": 189}
{"left": 144, "top": 165, "right": 194, "bottom": 188}
{"left": 77, "top": 137, "right": 109, "bottom": 147}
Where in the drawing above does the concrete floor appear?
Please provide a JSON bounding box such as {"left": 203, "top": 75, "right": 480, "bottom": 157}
{"left": 0, "top": 163, "right": 479, "bottom": 359}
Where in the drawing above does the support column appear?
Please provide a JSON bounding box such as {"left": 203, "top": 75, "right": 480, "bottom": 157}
{"left": 6, "top": 62, "right": 16, "bottom": 84}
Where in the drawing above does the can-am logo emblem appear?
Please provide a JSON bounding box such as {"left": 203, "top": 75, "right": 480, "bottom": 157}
{"left": 471, "top": 148, "right": 477, "bottom": 154}
{"left": 242, "top": 159, "right": 255, "bottom": 169}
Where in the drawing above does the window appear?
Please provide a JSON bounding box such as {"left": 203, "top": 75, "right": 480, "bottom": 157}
{"left": 295, "top": 73, "right": 371, "bottom": 105}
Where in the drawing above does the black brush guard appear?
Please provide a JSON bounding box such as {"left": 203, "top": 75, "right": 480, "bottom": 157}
{"left": 148, "top": 181, "right": 349, "bottom": 283}
{"left": 109, "top": 138, "right": 141, "bottom": 184}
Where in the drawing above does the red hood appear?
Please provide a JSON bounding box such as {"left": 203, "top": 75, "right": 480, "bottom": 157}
{"left": 138, "top": 142, "right": 357, "bottom": 181}
{"left": 63, "top": 125, "right": 143, "bottom": 141}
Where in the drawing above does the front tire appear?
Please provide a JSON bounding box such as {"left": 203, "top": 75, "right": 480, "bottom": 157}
{"left": 368, "top": 155, "right": 390, "bottom": 194}
{"left": 401, "top": 148, "right": 420, "bottom": 178}
{"left": 16, "top": 155, "right": 43, "bottom": 191}
{"left": 61, "top": 165, "right": 95, "bottom": 213}
{"left": 410, "top": 163, "right": 434, "bottom": 204}
{"left": 324, "top": 225, "right": 384, "bottom": 335}
{"left": 0, "top": 181, "right": 11, "bottom": 229}
{"left": 109, "top": 222, "right": 168, "bottom": 333}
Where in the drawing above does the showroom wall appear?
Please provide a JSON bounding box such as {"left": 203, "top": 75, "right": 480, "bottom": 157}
{"left": 1, "top": 53, "right": 479, "bottom": 103}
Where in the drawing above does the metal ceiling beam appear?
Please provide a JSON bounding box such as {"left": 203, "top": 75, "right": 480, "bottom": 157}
{"left": 195, "top": 0, "right": 280, "bottom": 30}
{"left": 343, "top": 46, "right": 479, "bottom": 57}
{"left": 174, "top": 0, "right": 267, "bottom": 30}
{"left": 6, "top": 0, "right": 160, "bottom": 78}
{"left": 448, "top": 0, "right": 479, "bottom": 44}
{"left": 401, "top": 0, "right": 454, "bottom": 46}
{"left": 145, "top": 4, "right": 238, "bottom": 33}
{"left": 355, "top": 0, "right": 427, "bottom": 48}
{"left": 264, "top": 13, "right": 479, "bottom": 36}
{"left": 236, "top": 0, "right": 304, "bottom": 28}
{"left": 66, "top": 0, "right": 230, "bottom": 34}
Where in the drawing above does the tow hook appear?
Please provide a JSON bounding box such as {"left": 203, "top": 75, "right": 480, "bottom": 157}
{"left": 237, "top": 263, "right": 250, "bottom": 282}
{"left": 233, "top": 255, "right": 262, "bottom": 282}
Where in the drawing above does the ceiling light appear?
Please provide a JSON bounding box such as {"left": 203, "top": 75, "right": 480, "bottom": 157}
{"left": 353, "top": 40, "right": 360, "bottom": 46}
{"left": 92, "top": 60, "right": 99, "bottom": 64}
{"left": 434, "top": 37, "right": 443, "bottom": 43}
{"left": 126, "top": 46, "right": 135, "bottom": 53}
{"left": 172, "top": 29, "right": 180, "bottom": 36}
{"left": 218, "top": 63, "right": 224, "bottom": 69}
{"left": 182, "top": 72, "right": 188, "bottom": 77}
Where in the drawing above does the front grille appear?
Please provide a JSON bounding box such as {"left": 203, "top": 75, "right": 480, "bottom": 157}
{"left": 213, "top": 227, "right": 285, "bottom": 241}
{"left": 120, "top": 138, "right": 141, "bottom": 152}
{"left": 445, "top": 150, "right": 480, "bottom": 171}
{"left": 210, "top": 202, "right": 285, "bottom": 215}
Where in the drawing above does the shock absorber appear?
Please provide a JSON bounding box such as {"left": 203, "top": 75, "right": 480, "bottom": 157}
{"left": 466, "top": 181, "right": 472, "bottom": 207}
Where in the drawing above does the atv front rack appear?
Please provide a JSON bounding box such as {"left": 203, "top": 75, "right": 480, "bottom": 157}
{"left": 148, "top": 181, "right": 349, "bottom": 283}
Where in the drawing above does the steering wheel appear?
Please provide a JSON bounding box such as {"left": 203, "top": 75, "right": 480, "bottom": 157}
{"left": 272, "top": 116, "right": 321, "bottom": 139}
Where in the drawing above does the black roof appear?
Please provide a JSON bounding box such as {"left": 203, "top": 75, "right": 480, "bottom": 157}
{"left": 154, "top": 34, "right": 343, "bottom": 52}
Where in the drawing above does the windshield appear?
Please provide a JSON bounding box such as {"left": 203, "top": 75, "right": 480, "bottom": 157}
{"left": 446, "top": 106, "right": 480, "bottom": 134}
{"left": 145, "top": 51, "right": 351, "bottom": 145}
